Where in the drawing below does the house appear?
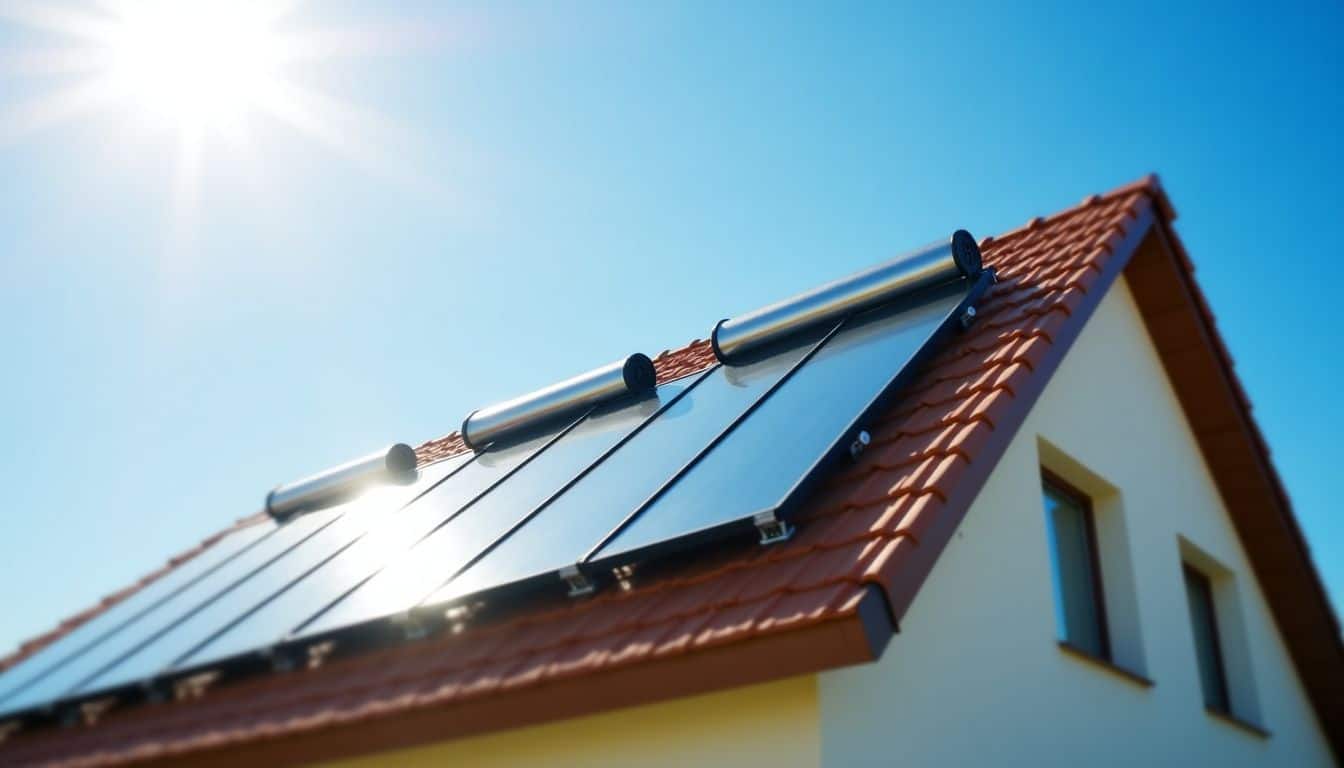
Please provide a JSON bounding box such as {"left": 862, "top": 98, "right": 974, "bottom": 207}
{"left": 0, "top": 175, "right": 1338, "bottom": 766}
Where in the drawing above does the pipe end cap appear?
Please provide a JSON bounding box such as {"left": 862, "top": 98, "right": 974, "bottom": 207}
{"left": 709, "top": 318, "right": 731, "bottom": 363}
{"left": 622, "top": 353, "right": 656, "bottom": 393}
{"left": 951, "top": 229, "right": 982, "bottom": 279}
{"left": 385, "top": 443, "right": 418, "bottom": 475}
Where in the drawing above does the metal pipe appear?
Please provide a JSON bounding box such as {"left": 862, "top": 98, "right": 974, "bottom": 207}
{"left": 265, "top": 444, "right": 418, "bottom": 520}
{"left": 711, "top": 229, "right": 982, "bottom": 363}
{"left": 461, "top": 353, "right": 657, "bottom": 450}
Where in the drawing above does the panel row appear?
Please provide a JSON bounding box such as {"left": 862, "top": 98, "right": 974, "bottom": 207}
{"left": 0, "top": 281, "right": 969, "bottom": 718}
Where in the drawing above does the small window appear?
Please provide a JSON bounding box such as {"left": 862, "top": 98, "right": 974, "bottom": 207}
{"left": 1042, "top": 473, "right": 1109, "bottom": 660}
{"left": 1183, "top": 564, "right": 1231, "bottom": 713}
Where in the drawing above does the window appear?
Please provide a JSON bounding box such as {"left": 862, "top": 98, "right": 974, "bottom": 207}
{"left": 1037, "top": 441, "right": 1146, "bottom": 679}
{"left": 1042, "top": 473, "right": 1109, "bottom": 660}
{"left": 1183, "top": 564, "right": 1231, "bottom": 713}
{"left": 1177, "top": 538, "right": 1266, "bottom": 732}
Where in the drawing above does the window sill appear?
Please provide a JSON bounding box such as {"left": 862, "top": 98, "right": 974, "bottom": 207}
{"left": 1206, "top": 707, "right": 1271, "bottom": 739}
{"left": 1057, "top": 641, "right": 1153, "bottom": 688}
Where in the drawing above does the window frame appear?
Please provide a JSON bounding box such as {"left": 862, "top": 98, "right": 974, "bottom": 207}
{"left": 1041, "top": 469, "right": 1112, "bottom": 662}
{"left": 1183, "top": 562, "right": 1233, "bottom": 714}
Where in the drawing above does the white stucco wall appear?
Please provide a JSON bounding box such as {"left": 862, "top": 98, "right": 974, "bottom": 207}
{"left": 818, "top": 277, "right": 1335, "bottom": 766}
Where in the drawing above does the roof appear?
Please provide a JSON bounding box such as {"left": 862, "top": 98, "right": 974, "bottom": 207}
{"left": 1, "top": 175, "right": 1339, "bottom": 766}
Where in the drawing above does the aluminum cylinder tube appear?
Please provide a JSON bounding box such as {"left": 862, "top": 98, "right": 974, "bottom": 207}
{"left": 461, "top": 354, "right": 656, "bottom": 450}
{"left": 711, "top": 230, "right": 981, "bottom": 363}
{"left": 265, "top": 443, "right": 417, "bottom": 520}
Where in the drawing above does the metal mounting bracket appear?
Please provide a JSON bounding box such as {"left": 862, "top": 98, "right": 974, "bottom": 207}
{"left": 261, "top": 645, "right": 298, "bottom": 673}
{"left": 391, "top": 610, "right": 431, "bottom": 641}
{"left": 849, "top": 429, "right": 871, "bottom": 459}
{"left": 958, "top": 304, "right": 979, "bottom": 330}
{"left": 444, "top": 602, "right": 478, "bottom": 634}
{"left": 138, "top": 679, "right": 168, "bottom": 705}
{"left": 754, "top": 510, "right": 795, "bottom": 545}
{"left": 559, "top": 564, "right": 596, "bottom": 598}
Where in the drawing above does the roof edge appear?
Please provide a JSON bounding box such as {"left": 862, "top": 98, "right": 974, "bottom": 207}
{"left": 868, "top": 197, "right": 1160, "bottom": 625}
{"left": 130, "top": 585, "right": 892, "bottom": 767}
{"left": 1127, "top": 216, "right": 1344, "bottom": 760}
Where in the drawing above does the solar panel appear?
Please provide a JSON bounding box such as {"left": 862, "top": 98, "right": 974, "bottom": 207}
{"left": 0, "top": 234, "right": 990, "bottom": 724}
{"left": 0, "top": 518, "right": 277, "bottom": 710}
{"left": 0, "top": 504, "right": 338, "bottom": 715}
{"left": 589, "top": 283, "right": 965, "bottom": 566}
{"left": 425, "top": 330, "right": 824, "bottom": 607}
{"left": 290, "top": 380, "right": 690, "bottom": 641}
{"left": 63, "top": 458, "right": 463, "bottom": 701}
{"left": 161, "top": 452, "right": 478, "bottom": 671}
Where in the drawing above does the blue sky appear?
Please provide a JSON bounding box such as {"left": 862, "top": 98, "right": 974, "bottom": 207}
{"left": 0, "top": 0, "right": 1340, "bottom": 657}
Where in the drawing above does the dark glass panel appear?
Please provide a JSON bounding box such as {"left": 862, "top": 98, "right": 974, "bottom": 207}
{"left": 6, "top": 506, "right": 338, "bottom": 711}
{"left": 430, "top": 337, "right": 817, "bottom": 606}
{"left": 0, "top": 519, "right": 275, "bottom": 714}
{"left": 592, "top": 290, "right": 961, "bottom": 563}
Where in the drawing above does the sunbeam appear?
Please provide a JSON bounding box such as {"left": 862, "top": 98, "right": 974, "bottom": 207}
{"left": 0, "top": 0, "right": 449, "bottom": 253}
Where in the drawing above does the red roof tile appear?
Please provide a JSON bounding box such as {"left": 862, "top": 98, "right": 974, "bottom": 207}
{"left": 2, "top": 175, "right": 1337, "bottom": 766}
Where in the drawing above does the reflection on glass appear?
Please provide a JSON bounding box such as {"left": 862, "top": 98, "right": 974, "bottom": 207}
{"left": 297, "top": 388, "right": 679, "bottom": 639}
{"left": 169, "top": 454, "right": 471, "bottom": 670}
{"left": 68, "top": 469, "right": 444, "bottom": 698}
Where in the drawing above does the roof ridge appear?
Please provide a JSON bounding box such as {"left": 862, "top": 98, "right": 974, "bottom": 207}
{"left": 979, "top": 173, "right": 1173, "bottom": 251}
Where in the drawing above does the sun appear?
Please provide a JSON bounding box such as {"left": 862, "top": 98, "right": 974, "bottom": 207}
{"left": 106, "top": 2, "right": 283, "bottom": 132}
{"left": 0, "top": 0, "right": 438, "bottom": 190}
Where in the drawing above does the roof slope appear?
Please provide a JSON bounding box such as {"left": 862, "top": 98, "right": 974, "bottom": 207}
{"left": 1, "top": 176, "right": 1337, "bottom": 766}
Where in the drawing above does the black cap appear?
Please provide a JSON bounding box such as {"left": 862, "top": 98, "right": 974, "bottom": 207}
{"left": 384, "top": 443, "right": 418, "bottom": 475}
{"left": 950, "top": 229, "right": 982, "bottom": 279}
{"left": 622, "top": 353, "right": 657, "bottom": 393}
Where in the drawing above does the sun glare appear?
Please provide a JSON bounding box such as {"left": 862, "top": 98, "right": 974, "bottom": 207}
{"left": 0, "top": 1, "right": 433, "bottom": 169}
{"left": 107, "top": 2, "right": 281, "bottom": 131}
{"left": 0, "top": 0, "right": 445, "bottom": 247}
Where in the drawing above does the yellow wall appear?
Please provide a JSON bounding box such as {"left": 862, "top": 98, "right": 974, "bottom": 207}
{"left": 327, "top": 675, "right": 819, "bottom": 768}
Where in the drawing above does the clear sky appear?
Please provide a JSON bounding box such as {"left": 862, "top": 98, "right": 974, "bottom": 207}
{"left": 0, "top": 0, "right": 1340, "bottom": 656}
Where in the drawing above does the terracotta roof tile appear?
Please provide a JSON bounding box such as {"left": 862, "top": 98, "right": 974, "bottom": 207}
{"left": 2, "top": 176, "right": 1194, "bottom": 766}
